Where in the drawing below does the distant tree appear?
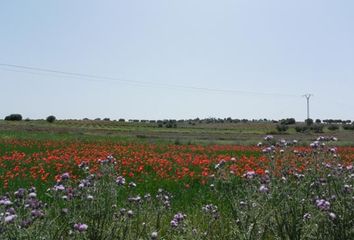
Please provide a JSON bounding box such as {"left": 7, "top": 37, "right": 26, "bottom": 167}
{"left": 315, "top": 119, "right": 322, "bottom": 124}
{"left": 165, "top": 120, "right": 177, "bottom": 128}
{"left": 46, "top": 115, "right": 56, "bottom": 123}
{"left": 4, "top": 114, "right": 22, "bottom": 121}
{"left": 95, "top": 118, "right": 101, "bottom": 121}
{"left": 118, "top": 118, "right": 125, "bottom": 122}
{"left": 305, "top": 118, "right": 314, "bottom": 126}
{"left": 103, "top": 118, "right": 110, "bottom": 121}
{"left": 343, "top": 120, "right": 352, "bottom": 124}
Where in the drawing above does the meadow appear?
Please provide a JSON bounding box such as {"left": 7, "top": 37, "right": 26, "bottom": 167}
{"left": 0, "top": 120, "right": 353, "bottom": 239}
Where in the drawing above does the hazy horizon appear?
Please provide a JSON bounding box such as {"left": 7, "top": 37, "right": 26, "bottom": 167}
{"left": 1, "top": 0, "right": 354, "bottom": 120}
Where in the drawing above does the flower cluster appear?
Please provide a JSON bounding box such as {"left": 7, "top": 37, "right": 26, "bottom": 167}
{"left": 170, "top": 212, "right": 187, "bottom": 228}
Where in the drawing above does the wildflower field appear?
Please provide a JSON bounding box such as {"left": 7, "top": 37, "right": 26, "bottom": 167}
{"left": 0, "top": 135, "right": 353, "bottom": 239}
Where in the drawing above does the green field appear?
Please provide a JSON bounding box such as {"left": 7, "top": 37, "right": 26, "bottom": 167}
{"left": 1, "top": 119, "right": 353, "bottom": 145}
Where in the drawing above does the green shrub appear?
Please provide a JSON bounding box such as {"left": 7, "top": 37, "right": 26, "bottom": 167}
{"left": 310, "top": 124, "right": 324, "bottom": 133}
{"left": 343, "top": 124, "right": 354, "bottom": 130}
{"left": 276, "top": 124, "right": 289, "bottom": 132}
{"left": 295, "top": 125, "right": 308, "bottom": 133}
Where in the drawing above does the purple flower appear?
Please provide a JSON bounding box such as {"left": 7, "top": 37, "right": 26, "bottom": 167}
{"left": 329, "top": 147, "right": 337, "bottom": 153}
{"left": 244, "top": 170, "right": 256, "bottom": 179}
{"left": 31, "top": 209, "right": 44, "bottom": 218}
{"left": 303, "top": 213, "right": 311, "bottom": 221}
{"left": 315, "top": 199, "right": 330, "bottom": 211}
{"left": 170, "top": 220, "right": 178, "bottom": 228}
{"left": 173, "top": 212, "right": 186, "bottom": 222}
{"left": 202, "top": 204, "right": 219, "bottom": 219}
{"left": 4, "top": 214, "right": 17, "bottom": 223}
{"left": 74, "top": 223, "right": 88, "bottom": 232}
{"left": 53, "top": 184, "right": 65, "bottom": 191}
{"left": 264, "top": 135, "right": 273, "bottom": 141}
{"left": 14, "top": 188, "right": 26, "bottom": 198}
{"left": 7, "top": 207, "right": 16, "bottom": 215}
{"left": 171, "top": 212, "right": 187, "bottom": 227}
{"left": 310, "top": 141, "right": 320, "bottom": 148}
{"left": 262, "top": 147, "right": 274, "bottom": 154}
{"left": 116, "top": 176, "right": 126, "bottom": 186}
{"left": 0, "top": 198, "right": 12, "bottom": 206}
{"left": 259, "top": 185, "right": 269, "bottom": 193}
{"left": 61, "top": 172, "right": 70, "bottom": 180}
{"left": 128, "top": 195, "right": 141, "bottom": 203}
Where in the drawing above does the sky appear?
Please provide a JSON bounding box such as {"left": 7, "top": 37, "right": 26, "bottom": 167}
{"left": 1, "top": 0, "right": 353, "bottom": 121}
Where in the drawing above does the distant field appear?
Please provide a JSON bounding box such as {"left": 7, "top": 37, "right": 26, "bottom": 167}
{"left": 0, "top": 119, "right": 353, "bottom": 145}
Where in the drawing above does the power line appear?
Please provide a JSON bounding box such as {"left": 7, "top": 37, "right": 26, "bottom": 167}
{"left": 0, "top": 63, "right": 300, "bottom": 97}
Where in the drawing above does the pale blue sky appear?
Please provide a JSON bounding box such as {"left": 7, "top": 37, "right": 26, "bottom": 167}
{"left": 1, "top": 0, "right": 353, "bottom": 120}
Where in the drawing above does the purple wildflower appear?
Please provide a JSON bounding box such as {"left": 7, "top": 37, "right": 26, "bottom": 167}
{"left": 315, "top": 199, "right": 330, "bottom": 211}
{"left": 116, "top": 176, "right": 126, "bottom": 186}
{"left": 74, "top": 223, "right": 88, "bottom": 232}
{"left": 4, "top": 214, "right": 17, "bottom": 223}
{"left": 61, "top": 172, "right": 70, "bottom": 180}
{"left": 259, "top": 185, "right": 269, "bottom": 193}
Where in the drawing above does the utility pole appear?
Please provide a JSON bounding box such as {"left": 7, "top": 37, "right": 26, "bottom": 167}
{"left": 303, "top": 94, "right": 313, "bottom": 120}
